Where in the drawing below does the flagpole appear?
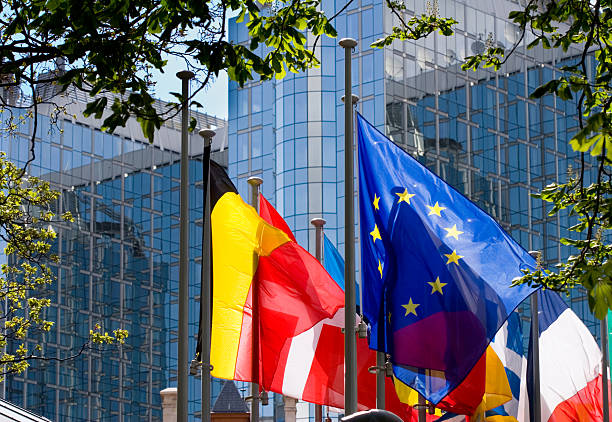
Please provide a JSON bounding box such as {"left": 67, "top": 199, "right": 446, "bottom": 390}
{"left": 248, "top": 176, "right": 263, "bottom": 422}
{"left": 339, "top": 36, "right": 358, "bottom": 416}
{"left": 176, "top": 69, "right": 194, "bottom": 422}
{"left": 417, "top": 393, "right": 426, "bottom": 422}
{"left": 199, "top": 129, "right": 215, "bottom": 422}
{"left": 376, "top": 352, "right": 385, "bottom": 409}
{"left": 529, "top": 250, "right": 541, "bottom": 422}
{"left": 311, "top": 218, "right": 327, "bottom": 422}
{"left": 602, "top": 316, "right": 610, "bottom": 422}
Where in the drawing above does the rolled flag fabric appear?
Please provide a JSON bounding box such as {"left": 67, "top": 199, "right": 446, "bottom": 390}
{"left": 529, "top": 290, "right": 606, "bottom": 422}
{"left": 357, "top": 112, "right": 538, "bottom": 403}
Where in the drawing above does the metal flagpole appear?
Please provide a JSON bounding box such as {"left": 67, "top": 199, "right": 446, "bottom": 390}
{"left": 248, "top": 176, "right": 263, "bottom": 422}
{"left": 417, "top": 393, "right": 426, "bottom": 422}
{"left": 311, "top": 218, "right": 327, "bottom": 422}
{"left": 199, "top": 129, "right": 215, "bottom": 422}
{"left": 176, "top": 70, "right": 194, "bottom": 422}
{"left": 339, "top": 37, "right": 358, "bottom": 416}
{"left": 602, "top": 316, "right": 610, "bottom": 422}
{"left": 529, "top": 250, "right": 541, "bottom": 422}
{"left": 376, "top": 352, "right": 385, "bottom": 409}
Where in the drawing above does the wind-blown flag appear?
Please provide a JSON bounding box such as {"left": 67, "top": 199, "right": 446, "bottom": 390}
{"left": 323, "top": 234, "right": 361, "bottom": 309}
{"left": 483, "top": 311, "right": 528, "bottom": 421}
{"left": 357, "top": 113, "right": 538, "bottom": 403}
{"left": 434, "top": 311, "right": 528, "bottom": 421}
{"left": 205, "top": 161, "right": 343, "bottom": 382}
{"left": 392, "top": 312, "right": 525, "bottom": 420}
{"left": 324, "top": 235, "right": 345, "bottom": 291}
{"left": 529, "top": 290, "right": 606, "bottom": 422}
{"left": 259, "top": 196, "right": 435, "bottom": 421}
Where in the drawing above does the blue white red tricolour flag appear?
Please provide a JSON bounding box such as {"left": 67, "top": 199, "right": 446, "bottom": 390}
{"left": 438, "top": 290, "right": 608, "bottom": 422}
{"left": 529, "top": 290, "right": 607, "bottom": 422}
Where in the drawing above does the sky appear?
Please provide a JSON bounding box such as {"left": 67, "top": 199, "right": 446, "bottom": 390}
{"left": 147, "top": 16, "right": 238, "bottom": 122}
{"left": 149, "top": 53, "right": 230, "bottom": 121}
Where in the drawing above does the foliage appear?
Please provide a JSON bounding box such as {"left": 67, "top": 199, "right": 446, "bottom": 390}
{"left": 464, "top": 0, "right": 612, "bottom": 320}
{"left": 0, "top": 153, "right": 127, "bottom": 379}
{"left": 516, "top": 174, "right": 612, "bottom": 319}
{"left": 370, "top": 0, "right": 456, "bottom": 48}
{"left": 381, "top": 0, "right": 612, "bottom": 318}
{"left": 0, "top": 0, "right": 338, "bottom": 142}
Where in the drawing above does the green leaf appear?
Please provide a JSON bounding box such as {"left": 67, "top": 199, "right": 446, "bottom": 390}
{"left": 137, "top": 117, "right": 155, "bottom": 143}
{"left": 530, "top": 79, "right": 560, "bottom": 99}
{"left": 83, "top": 97, "right": 108, "bottom": 119}
{"left": 590, "top": 278, "right": 612, "bottom": 319}
{"left": 558, "top": 84, "right": 573, "bottom": 100}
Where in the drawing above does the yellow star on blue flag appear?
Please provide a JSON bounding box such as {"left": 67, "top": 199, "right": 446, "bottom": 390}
{"left": 356, "top": 113, "right": 538, "bottom": 404}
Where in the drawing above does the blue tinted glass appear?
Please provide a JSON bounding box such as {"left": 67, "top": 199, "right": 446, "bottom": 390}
{"left": 295, "top": 184, "right": 307, "bottom": 214}
{"left": 285, "top": 186, "right": 295, "bottom": 215}
{"left": 238, "top": 89, "right": 248, "bottom": 117}
{"left": 283, "top": 96, "right": 294, "bottom": 125}
{"left": 323, "top": 137, "right": 336, "bottom": 167}
{"left": 252, "top": 130, "right": 263, "bottom": 158}
{"left": 295, "top": 93, "right": 307, "bottom": 123}
{"left": 238, "top": 133, "right": 248, "bottom": 160}
{"left": 252, "top": 84, "right": 262, "bottom": 113}
{"left": 295, "top": 138, "right": 307, "bottom": 168}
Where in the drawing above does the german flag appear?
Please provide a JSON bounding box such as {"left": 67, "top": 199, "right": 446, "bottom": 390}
{"left": 203, "top": 161, "right": 343, "bottom": 383}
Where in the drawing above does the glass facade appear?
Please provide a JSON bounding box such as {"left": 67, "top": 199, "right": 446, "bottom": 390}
{"left": 228, "top": 2, "right": 601, "bottom": 414}
{"left": 0, "top": 95, "right": 231, "bottom": 420}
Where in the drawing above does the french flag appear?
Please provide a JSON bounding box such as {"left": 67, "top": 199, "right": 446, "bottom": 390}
{"left": 529, "top": 290, "right": 607, "bottom": 421}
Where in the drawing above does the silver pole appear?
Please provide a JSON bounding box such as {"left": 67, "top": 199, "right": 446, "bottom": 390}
{"left": 311, "top": 218, "right": 327, "bottom": 422}
{"left": 176, "top": 70, "right": 194, "bottom": 422}
{"left": 376, "top": 352, "right": 385, "bottom": 409}
{"left": 248, "top": 176, "right": 263, "bottom": 422}
{"left": 602, "top": 316, "right": 610, "bottom": 422}
{"left": 199, "top": 129, "right": 215, "bottom": 422}
{"left": 339, "top": 37, "right": 358, "bottom": 416}
{"left": 529, "top": 250, "right": 541, "bottom": 422}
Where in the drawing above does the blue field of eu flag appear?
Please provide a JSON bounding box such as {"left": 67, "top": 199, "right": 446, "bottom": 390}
{"left": 357, "top": 113, "right": 538, "bottom": 403}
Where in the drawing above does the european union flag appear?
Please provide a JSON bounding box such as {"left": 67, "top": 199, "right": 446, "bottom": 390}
{"left": 357, "top": 113, "right": 537, "bottom": 403}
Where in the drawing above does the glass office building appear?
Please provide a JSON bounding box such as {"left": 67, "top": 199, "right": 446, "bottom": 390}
{"left": 227, "top": 0, "right": 601, "bottom": 401}
{"left": 0, "top": 86, "right": 230, "bottom": 420}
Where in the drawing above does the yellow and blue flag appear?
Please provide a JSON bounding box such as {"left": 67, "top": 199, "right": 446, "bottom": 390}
{"left": 356, "top": 113, "right": 537, "bottom": 404}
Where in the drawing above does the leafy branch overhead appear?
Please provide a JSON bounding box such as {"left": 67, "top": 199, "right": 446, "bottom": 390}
{"left": 497, "top": 0, "right": 612, "bottom": 319}
{"left": 0, "top": 154, "right": 126, "bottom": 379}
{"left": 371, "top": 0, "right": 456, "bottom": 48}
{"left": 0, "top": 0, "right": 337, "bottom": 141}
{"left": 384, "top": 0, "right": 612, "bottom": 318}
